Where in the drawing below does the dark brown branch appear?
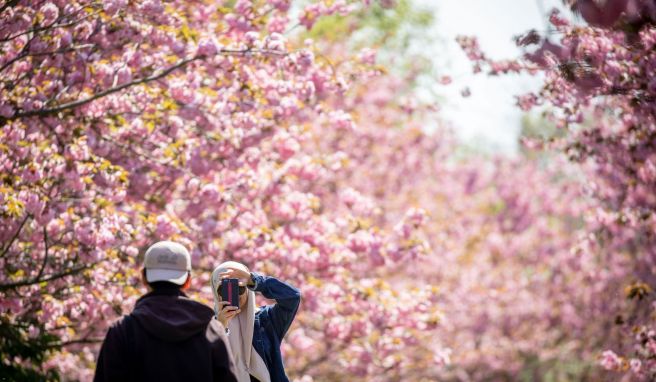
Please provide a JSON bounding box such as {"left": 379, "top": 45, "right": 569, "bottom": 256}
{"left": 28, "top": 43, "right": 96, "bottom": 58}
{"left": 0, "top": 5, "right": 101, "bottom": 43}
{"left": 0, "top": 32, "right": 38, "bottom": 73}
{"left": 0, "top": 44, "right": 95, "bottom": 74}
{"left": 52, "top": 337, "right": 103, "bottom": 348}
{"left": 36, "top": 226, "right": 49, "bottom": 281}
{"left": 5, "top": 48, "right": 287, "bottom": 122}
{"left": 0, "top": 214, "right": 30, "bottom": 258}
{"left": 0, "top": 51, "right": 27, "bottom": 73}
{"left": 63, "top": 337, "right": 104, "bottom": 345}
{"left": 91, "top": 126, "right": 193, "bottom": 178}
{"left": 8, "top": 55, "right": 202, "bottom": 120}
{"left": 0, "top": 0, "right": 19, "bottom": 14}
{"left": 0, "top": 263, "right": 93, "bottom": 291}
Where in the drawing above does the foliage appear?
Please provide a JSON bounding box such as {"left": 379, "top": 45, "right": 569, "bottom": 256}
{"left": 0, "top": 0, "right": 439, "bottom": 380}
{"left": 2, "top": 0, "right": 653, "bottom": 381}
{"left": 457, "top": 0, "right": 656, "bottom": 379}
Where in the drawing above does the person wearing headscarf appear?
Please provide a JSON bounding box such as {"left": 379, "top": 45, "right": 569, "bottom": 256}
{"left": 211, "top": 261, "right": 301, "bottom": 382}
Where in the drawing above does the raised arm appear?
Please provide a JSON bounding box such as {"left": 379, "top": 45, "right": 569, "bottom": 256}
{"left": 249, "top": 272, "right": 301, "bottom": 339}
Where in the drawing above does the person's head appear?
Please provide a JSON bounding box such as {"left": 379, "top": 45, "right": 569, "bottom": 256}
{"left": 142, "top": 241, "right": 192, "bottom": 291}
{"left": 211, "top": 261, "right": 250, "bottom": 311}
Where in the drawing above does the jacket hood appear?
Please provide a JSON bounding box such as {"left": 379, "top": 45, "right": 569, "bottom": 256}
{"left": 131, "top": 288, "right": 214, "bottom": 342}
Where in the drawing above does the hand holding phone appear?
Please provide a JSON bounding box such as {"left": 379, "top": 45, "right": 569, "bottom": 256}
{"left": 216, "top": 301, "right": 240, "bottom": 327}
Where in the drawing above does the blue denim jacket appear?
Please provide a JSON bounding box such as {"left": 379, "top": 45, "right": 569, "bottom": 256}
{"left": 249, "top": 273, "right": 301, "bottom": 382}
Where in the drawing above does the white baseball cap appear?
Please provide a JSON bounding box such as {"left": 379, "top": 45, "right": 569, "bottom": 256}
{"left": 143, "top": 241, "right": 191, "bottom": 285}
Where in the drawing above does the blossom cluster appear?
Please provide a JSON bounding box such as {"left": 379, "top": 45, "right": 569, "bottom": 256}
{"left": 457, "top": 1, "right": 656, "bottom": 379}
{"left": 0, "top": 1, "right": 442, "bottom": 380}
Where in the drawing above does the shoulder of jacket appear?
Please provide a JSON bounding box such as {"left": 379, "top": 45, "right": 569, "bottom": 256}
{"left": 103, "top": 314, "right": 136, "bottom": 347}
{"left": 108, "top": 314, "right": 131, "bottom": 330}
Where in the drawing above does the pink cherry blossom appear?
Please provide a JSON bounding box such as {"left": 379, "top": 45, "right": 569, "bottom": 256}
{"left": 39, "top": 3, "right": 59, "bottom": 25}
{"left": 2, "top": 1, "right": 650, "bottom": 381}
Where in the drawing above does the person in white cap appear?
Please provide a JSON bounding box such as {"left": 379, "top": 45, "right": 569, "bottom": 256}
{"left": 95, "top": 241, "right": 238, "bottom": 382}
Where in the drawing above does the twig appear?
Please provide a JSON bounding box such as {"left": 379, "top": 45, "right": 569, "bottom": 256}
{"left": 0, "top": 0, "right": 20, "bottom": 15}
{"left": 0, "top": 33, "right": 37, "bottom": 73}
{"left": 0, "top": 44, "right": 95, "bottom": 73}
{"left": 0, "top": 6, "right": 102, "bottom": 43}
{"left": 6, "top": 48, "right": 287, "bottom": 121}
{"left": 0, "top": 263, "right": 94, "bottom": 290}
{"left": 0, "top": 214, "right": 31, "bottom": 258}
{"left": 36, "top": 226, "right": 49, "bottom": 281}
{"left": 9, "top": 55, "right": 202, "bottom": 119}
{"left": 47, "top": 337, "right": 103, "bottom": 349}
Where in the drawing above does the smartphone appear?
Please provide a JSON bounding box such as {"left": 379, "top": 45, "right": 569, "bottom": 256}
{"left": 221, "top": 278, "right": 240, "bottom": 308}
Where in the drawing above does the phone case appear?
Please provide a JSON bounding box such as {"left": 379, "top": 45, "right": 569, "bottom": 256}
{"left": 221, "top": 278, "right": 240, "bottom": 307}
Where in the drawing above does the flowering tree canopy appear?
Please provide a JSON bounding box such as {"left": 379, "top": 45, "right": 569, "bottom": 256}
{"left": 458, "top": 0, "right": 656, "bottom": 379}
{"left": 1, "top": 0, "right": 654, "bottom": 381}
{"left": 0, "top": 0, "right": 439, "bottom": 380}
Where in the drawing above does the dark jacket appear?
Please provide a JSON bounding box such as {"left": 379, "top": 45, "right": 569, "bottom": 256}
{"left": 249, "top": 273, "right": 301, "bottom": 382}
{"left": 94, "top": 286, "right": 238, "bottom": 382}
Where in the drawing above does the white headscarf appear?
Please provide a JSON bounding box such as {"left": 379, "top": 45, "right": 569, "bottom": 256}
{"left": 211, "top": 261, "right": 271, "bottom": 382}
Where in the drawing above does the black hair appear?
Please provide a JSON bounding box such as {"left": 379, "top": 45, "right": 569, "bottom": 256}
{"left": 141, "top": 269, "right": 185, "bottom": 290}
{"left": 148, "top": 281, "right": 183, "bottom": 290}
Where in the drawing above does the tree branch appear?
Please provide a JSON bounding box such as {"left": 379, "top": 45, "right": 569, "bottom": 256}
{"left": 0, "top": 44, "right": 95, "bottom": 74}
{"left": 6, "top": 55, "right": 200, "bottom": 120}
{"left": 4, "top": 48, "right": 287, "bottom": 122}
{"left": 0, "top": 31, "right": 38, "bottom": 74}
{"left": 0, "top": 214, "right": 31, "bottom": 258}
{"left": 0, "top": 263, "right": 93, "bottom": 291}
{"left": 49, "top": 337, "right": 103, "bottom": 349}
{"left": 36, "top": 226, "right": 49, "bottom": 281}
{"left": 0, "top": 5, "right": 101, "bottom": 43}
{"left": 63, "top": 337, "right": 104, "bottom": 346}
{"left": 0, "top": 0, "right": 19, "bottom": 14}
